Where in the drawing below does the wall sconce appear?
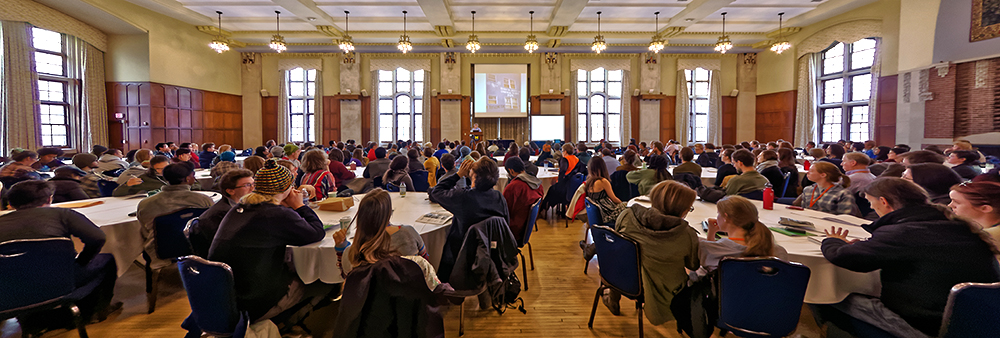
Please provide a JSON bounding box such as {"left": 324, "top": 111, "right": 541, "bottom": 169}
{"left": 444, "top": 52, "right": 457, "bottom": 70}
{"left": 544, "top": 52, "right": 558, "bottom": 70}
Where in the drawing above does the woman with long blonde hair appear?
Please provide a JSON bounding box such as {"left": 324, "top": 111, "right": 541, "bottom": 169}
{"left": 699, "top": 195, "right": 787, "bottom": 275}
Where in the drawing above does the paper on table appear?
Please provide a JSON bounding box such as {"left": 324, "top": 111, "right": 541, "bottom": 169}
{"left": 53, "top": 200, "right": 105, "bottom": 209}
{"left": 415, "top": 210, "right": 453, "bottom": 225}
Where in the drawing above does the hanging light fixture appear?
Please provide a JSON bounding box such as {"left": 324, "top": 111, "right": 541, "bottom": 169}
{"left": 770, "top": 12, "right": 791, "bottom": 54}
{"left": 648, "top": 12, "right": 665, "bottom": 53}
{"left": 524, "top": 11, "right": 539, "bottom": 53}
{"left": 591, "top": 11, "right": 607, "bottom": 54}
{"left": 269, "top": 11, "right": 287, "bottom": 53}
{"left": 398, "top": 10, "right": 413, "bottom": 53}
{"left": 466, "top": 11, "right": 481, "bottom": 53}
{"left": 339, "top": 11, "right": 355, "bottom": 53}
{"left": 208, "top": 11, "right": 230, "bottom": 53}
{"left": 714, "top": 12, "right": 733, "bottom": 54}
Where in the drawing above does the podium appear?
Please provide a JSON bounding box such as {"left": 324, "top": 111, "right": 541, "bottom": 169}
{"left": 470, "top": 131, "right": 483, "bottom": 148}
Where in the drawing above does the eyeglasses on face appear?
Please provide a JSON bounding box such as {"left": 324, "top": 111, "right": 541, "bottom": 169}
{"left": 239, "top": 183, "right": 254, "bottom": 189}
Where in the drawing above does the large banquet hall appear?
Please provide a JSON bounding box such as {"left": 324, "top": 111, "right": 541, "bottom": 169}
{"left": 2, "top": 0, "right": 1000, "bottom": 337}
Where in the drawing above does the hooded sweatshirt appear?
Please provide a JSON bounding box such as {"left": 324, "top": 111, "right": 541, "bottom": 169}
{"left": 97, "top": 154, "right": 129, "bottom": 173}
{"left": 502, "top": 172, "right": 544, "bottom": 243}
{"left": 614, "top": 204, "right": 700, "bottom": 325}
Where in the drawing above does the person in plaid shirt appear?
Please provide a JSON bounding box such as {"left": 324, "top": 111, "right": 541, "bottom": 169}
{"left": 794, "top": 161, "right": 856, "bottom": 215}
{"left": 72, "top": 153, "right": 114, "bottom": 198}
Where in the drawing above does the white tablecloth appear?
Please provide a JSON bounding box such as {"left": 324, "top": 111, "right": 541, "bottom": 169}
{"left": 290, "top": 192, "right": 451, "bottom": 284}
{"left": 46, "top": 191, "right": 221, "bottom": 276}
{"left": 195, "top": 169, "right": 214, "bottom": 188}
{"left": 629, "top": 198, "right": 880, "bottom": 304}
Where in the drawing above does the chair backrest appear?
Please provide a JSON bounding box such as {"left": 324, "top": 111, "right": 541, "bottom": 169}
{"left": 584, "top": 198, "right": 603, "bottom": 226}
{"left": 0, "top": 238, "right": 76, "bottom": 312}
{"left": 609, "top": 170, "right": 635, "bottom": 202}
{"left": 153, "top": 208, "right": 207, "bottom": 260}
{"left": 521, "top": 198, "right": 542, "bottom": 248}
{"left": 673, "top": 172, "right": 703, "bottom": 189}
{"left": 739, "top": 190, "right": 764, "bottom": 201}
{"left": 409, "top": 170, "right": 430, "bottom": 192}
{"left": 97, "top": 180, "right": 118, "bottom": 197}
{"left": 717, "top": 257, "right": 811, "bottom": 337}
{"left": 939, "top": 282, "right": 1000, "bottom": 338}
{"left": 566, "top": 173, "right": 586, "bottom": 201}
{"left": 590, "top": 225, "right": 642, "bottom": 299}
{"left": 177, "top": 256, "right": 241, "bottom": 336}
{"left": 385, "top": 182, "right": 400, "bottom": 192}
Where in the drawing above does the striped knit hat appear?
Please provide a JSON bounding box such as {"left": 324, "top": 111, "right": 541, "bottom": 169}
{"left": 253, "top": 159, "right": 293, "bottom": 195}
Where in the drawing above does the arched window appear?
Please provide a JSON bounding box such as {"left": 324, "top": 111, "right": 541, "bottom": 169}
{"left": 577, "top": 67, "right": 622, "bottom": 143}
{"left": 816, "top": 38, "right": 876, "bottom": 143}
{"left": 287, "top": 67, "right": 315, "bottom": 143}
{"left": 378, "top": 68, "right": 423, "bottom": 143}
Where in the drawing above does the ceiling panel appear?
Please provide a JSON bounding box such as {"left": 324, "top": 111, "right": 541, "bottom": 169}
{"left": 448, "top": 6, "right": 555, "bottom": 21}
{"left": 317, "top": 6, "right": 427, "bottom": 18}
{"left": 576, "top": 6, "right": 685, "bottom": 20}
{"left": 705, "top": 6, "right": 814, "bottom": 22}
{"left": 186, "top": 5, "right": 290, "bottom": 18}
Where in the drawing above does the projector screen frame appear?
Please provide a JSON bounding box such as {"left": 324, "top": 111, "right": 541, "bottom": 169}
{"left": 471, "top": 63, "right": 531, "bottom": 118}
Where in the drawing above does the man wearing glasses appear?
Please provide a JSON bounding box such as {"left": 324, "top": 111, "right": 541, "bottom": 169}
{"left": 188, "top": 169, "right": 254, "bottom": 257}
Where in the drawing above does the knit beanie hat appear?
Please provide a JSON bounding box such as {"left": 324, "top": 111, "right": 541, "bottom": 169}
{"left": 37, "top": 147, "right": 64, "bottom": 157}
{"left": 72, "top": 153, "right": 98, "bottom": 169}
{"left": 270, "top": 146, "right": 285, "bottom": 159}
{"left": 219, "top": 151, "right": 236, "bottom": 162}
{"left": 283, "top": 144, "right": 299, "bottom": 156}
{"left": 460, "top": 146, "right": 472, "bottom": 158}
{"left": 253, "top": 159, "right": 293, "bottom": 195}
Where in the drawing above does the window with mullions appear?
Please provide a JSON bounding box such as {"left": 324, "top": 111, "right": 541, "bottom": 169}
{"left": 33, "top": 27, "right": 72, "bottom": 148}
{"left": 686, "top": 68, "right": 710, "bottom": 143}
{"left": 577, "top": 68, "right": 622, "bottom": 143}
{"left": 378, "top": 68, "right": 423, "bottom": 143}
{"left": 287, "top": 68, "right": 316, "bottom": 143}
{"left": 817, "top": 38, "right": 876, "bottom": 143}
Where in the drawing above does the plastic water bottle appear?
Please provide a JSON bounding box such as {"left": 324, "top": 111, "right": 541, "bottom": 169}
{"left": 399, "top": 182, "right": 407, "bottom": 198}
{"left": 302, "top": 188, "right": 310, "bottom": 205}
{"left": 763, "top": 182, "right": 774, "bottom": 210}
{"left": 803, "top": 159, "right": 811, "bottom": 170}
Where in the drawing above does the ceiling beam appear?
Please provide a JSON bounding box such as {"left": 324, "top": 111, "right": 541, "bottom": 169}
{"left": 547, "top": 0, "right": 589, "bottom": 31}
{"left": 271, "top": 0, "right": 339, "bottom": 29}
{"left": 416, "top": 0, "right": 455, "bottom": 36}
{"left": 109, "top": 0, "right": 213, "bottom": 26}
{"left": 666, "top": 0, "right": 737, "bottom": 28}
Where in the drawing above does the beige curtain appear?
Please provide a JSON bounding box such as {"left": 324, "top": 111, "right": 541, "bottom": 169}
{"left": 707, "top": 70, "right": 722, "bottom": 145}
{"left": 675, "top": 70, "right": 689, "bottom": 144}
{"left": 794, "top": 56, "right": 817, "bottom": 146}
{"left": 569, "top": 75, "right": 579, "bottom": 142}
{"left": 868, "top": 39, "right": 881, "bottom": 140}
{"left": 69, "top": 37, "right": 107, "bottom": 151}
{"left": 620, "top": 70, "right": 632, "bottom": 143}
{"left": 1, "top": 21, "right": 40, "bottom": 151}
{"left": 370, "top": 69, "right": 379, "bottom": 143}
{"left": 277, "top": 71, "right": 290, "bottom": 143}
{"left": 422, "top": 71, "right": 431, "bottom": 143}
{"left": 314, "top": 69, "right": 323, "bottom": 143}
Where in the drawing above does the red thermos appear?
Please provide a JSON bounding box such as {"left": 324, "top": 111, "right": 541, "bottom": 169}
{"left": 803, "top": 159, "right": 811, "bottom": 171}
{"left": 763, "top": 182, "right": 774, "bottom": 210}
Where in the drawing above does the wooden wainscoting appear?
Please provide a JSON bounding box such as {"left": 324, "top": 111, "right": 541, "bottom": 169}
{"left": 721, "top": 96, "right": 737, "bottom": 145}
{"left": 755, "top": 91, "right": 796, "bottom": 142}
{"left": 875, "top": 75, "right": 897, "bottom": 146}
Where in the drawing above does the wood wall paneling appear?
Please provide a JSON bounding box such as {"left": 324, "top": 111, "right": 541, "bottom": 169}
{"left": 631, "top": 97, "right": 640, "bottom": 142}
{"left": 875, "top": 75, "right": 897, "bottom": 146}
{"left": 361, "top": 96, "right": 371, "bottom": 144}
{"left": 430, "top": 97, "right": 442, "bottom": 142}
{"left": 323, "top": 96, "right": 341, "bottom": 143}
{"left": 261, "top": 96, "right": 279, "bottom": 145}
{"left": 461, "top": 97, "right": 472, "bottom": 144}
{"left": 107, "top": 82, "right": 243, "bottom": 151}
{"left": 562, "top": 96, "right": 572, "bottom": 142}
{"left": 659, "top": 96, "right": 677, "bottom": 143}
{"left": 754, "top": 91, "right": 797, "bottom": 142}
{"left": 721, "top": 96, "right": 737, "bottom": 145}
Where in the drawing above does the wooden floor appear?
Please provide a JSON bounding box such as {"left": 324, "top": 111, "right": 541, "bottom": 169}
{"left": 3, "top": 217, "right": 823, "bottom": 338}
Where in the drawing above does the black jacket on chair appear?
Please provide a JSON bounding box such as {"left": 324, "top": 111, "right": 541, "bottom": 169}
{"left": 447, "top": 216, "right": 520, "bottom": 292}
{"left": 430, "top": 174, "right": 510, "bottom": 283}
{"left": 334, "top": 256, "right": 445, "bottom": 338}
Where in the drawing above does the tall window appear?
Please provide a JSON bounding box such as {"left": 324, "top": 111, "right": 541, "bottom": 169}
{"left": 33, "top": 28, "right": 73, "bottom": 147}
{"left": 378, "top": 68, "right": 423, "bottom": 143}
{"left": 817, "top": 38, "right": 876, "bottom": 143}
{"left": 577, "top": 68, "right": 622, "bottom": 143}
{"left": 686, "top": 68, "right": 710, "bottom": 143}
{"left": 287, "top": 68, "right": 316, "bottom": 143}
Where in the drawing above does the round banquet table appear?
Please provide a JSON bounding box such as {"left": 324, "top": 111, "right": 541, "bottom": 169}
{"left": 195, "top": 169, "right": 214, "bottom": 188}
{"left": 290, "top": 192, "right": 450, "bottom": 284}
{"left": 628, "top": 197, "right": 880, "bottom": 304}
{"left": 20, "top": 191, "right": 223, "bottom": 276}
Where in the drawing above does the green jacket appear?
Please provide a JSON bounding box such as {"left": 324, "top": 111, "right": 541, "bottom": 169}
{"left": 724, "top": 170, "right": 768, "bottom": 196}
{"left": 626, "top": 169, "right": 672, "bottom": 196}
{"left": 614, "top": 204, "right": 700, "bottom": 325}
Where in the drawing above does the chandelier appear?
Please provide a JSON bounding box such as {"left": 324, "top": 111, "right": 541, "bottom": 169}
{"left": 770, "top": 12, "right": 791, "bottom": 54}
{"left": 398, "top": 11, "right": 413, "bottom": 53}
{"left": 269, "top": 11, "right": 287, "bottom": 53}
{"left": 592, "top": 11, "right": 607, "bottom": 54}
{"left": 648, "top": 12, "right": 665, "bottom": 53}
{"left": 714, "top": 12, "right": 733, "bottom": 54}
{"left": 208, "top": 11, "right": 230, "bottom": 53}
{"left": 339, "top": 11, "right": 355, "bottom": 53}
{"left": 466, "top": 11, "right": 481, "bottom": 53}
{"left": 524, "top": 11, "right": 539, "bottom": 53}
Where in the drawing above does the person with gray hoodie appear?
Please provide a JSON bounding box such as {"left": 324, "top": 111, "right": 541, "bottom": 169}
{"left": 97, "top": 149, "right": 129, "bottom": 173}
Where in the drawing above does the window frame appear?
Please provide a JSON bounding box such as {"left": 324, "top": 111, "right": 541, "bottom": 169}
{"left": 287, "top": 68, "right": 316, "bottom": 143}
{"left": 377, "top": 68, "right": 423, "bottom": 143}
{"left": 32, "top": 27, "right": 75, "bottom": 149}
{"left": 815, "top": 38, "right": 876, "bottom": 143}
{"left": 576, "top": 68, "right": 622, "bottom": 143}
{"left": 685, "top": 68, "right": 710, "bottom": 143}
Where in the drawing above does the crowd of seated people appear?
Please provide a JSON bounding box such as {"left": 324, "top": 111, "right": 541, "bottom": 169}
{"left": 2, "top": 134, "right": 999, "bottom": 337}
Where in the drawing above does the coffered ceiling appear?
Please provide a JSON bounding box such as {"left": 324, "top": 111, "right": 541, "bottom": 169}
{"left": 82, "top": 0, "right": 882, "bottom": 53}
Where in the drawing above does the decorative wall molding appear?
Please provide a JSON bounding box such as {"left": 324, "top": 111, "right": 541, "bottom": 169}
{"left": 569, "top": 58, "right": 632, "bottom": 72}
{"left": 903, "top": 72, "right": 912, "bottom": 103}
{"left": 975, "top": 60, "right": 989, "bottom": 88}
{"left": 368, "top": 58, "right": 431, "bottom": 72}
{"left": 677, "top": 58, "right": 721, "bottom": 71}
{"left": 795, "top": 19, "right": 882, "bottom": 58}
{"left": 277, "top": 58, "right": 323, "bottom": 71}
{"left": 1, "top": 0, "right": 109, "bottom": 51}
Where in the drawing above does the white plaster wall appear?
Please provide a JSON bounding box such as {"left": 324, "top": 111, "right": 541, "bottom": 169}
{"left": 341, "top": 101, "right": 361, "bottom": 142}
{"left": 639, "top": 100, "right": 660, "bottom": 142}
{"left": 440, "top": 101, "right": 462, "bottom": 140}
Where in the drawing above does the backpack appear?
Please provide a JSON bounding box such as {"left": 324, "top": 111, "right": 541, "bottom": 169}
{"left": 489, "top": 270, "right": 526, "bottom": 315}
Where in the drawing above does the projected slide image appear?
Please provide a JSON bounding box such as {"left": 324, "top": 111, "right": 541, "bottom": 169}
{"left": 484, "top": 73, "right": 521, "bottom": 113}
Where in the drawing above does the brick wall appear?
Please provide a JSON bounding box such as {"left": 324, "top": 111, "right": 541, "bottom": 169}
{"left": 925, "top": 56, "right": 1000, "bottom": 139}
